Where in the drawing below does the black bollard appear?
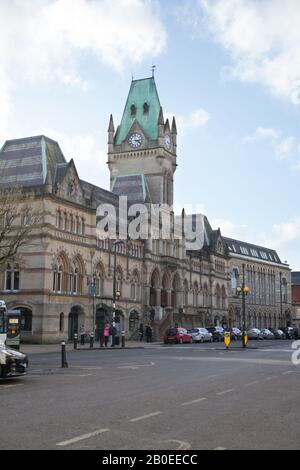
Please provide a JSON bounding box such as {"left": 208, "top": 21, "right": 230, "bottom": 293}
{"left": 89, "top": 332, "right": 94, "bottom": 348}
{"left": 121, "top": 331, "right": 125, "bottom": 348}
{"left": 73, "top": 333, "right": 78, "bottom": 350}
{"left": 61, "top": 341, "right": 68, "bottom": 368}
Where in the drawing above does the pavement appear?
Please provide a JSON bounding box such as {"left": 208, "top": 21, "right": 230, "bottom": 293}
{"left": 1, "top": 339, "right": 299, "bottom": 450}
{"left": 19, "top": 340, "right": 161, "bottom": 354}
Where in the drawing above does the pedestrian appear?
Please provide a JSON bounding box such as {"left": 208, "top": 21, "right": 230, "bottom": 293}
{"left": 138, "top": 323, "right": 144, "bottom": 342}
{"left": 109, "top": 324, "right": 117, "bottom": 346}
{"left": 103, "top": 322, "right": 110, "bottom": 347}
{"left": 79, "top": 324, "right": 86, "bottom": 345}
{"left": 99, "top": 324, "right": 105, "bottom": 347}
{"left": 145, "top": 323, "right": 152, "bottom": 343}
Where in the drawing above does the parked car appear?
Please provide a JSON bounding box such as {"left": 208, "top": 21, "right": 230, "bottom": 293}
{"left": 260, "top": 328, "right": 275, "bottom": 340}
{"left": 247, "top": 328, "right": 264, "bottom": 340}
{"left": 206, "top": 326, "right": 224, "bottom": 342}
{"left": 231, "top": 327, "right": 243, "bottom": 340}
{"left": 164, "top": 327, "right": 193, "bottom": 345}
{"left": 189, "top": 328, "right": 213, "bottom": 343}
{"left": 269, "top": 328, "right": 286, "bottom": 339}
{"left": 225, "top": 327, "right": 242, "bottom": 341}
{"left": 279, "top": 327, "right": 294, "bottom": 339}
{"left": 0, "top": 344, "right": 28, "bottom": 378}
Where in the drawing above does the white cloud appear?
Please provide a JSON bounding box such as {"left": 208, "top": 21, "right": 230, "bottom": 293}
{"left": 243, "top": 127, "right": 279, "bottom": 143}
{"left": 198, "top": 0, "right": 300, "bottom": 104}
{"left": 177, "top": 108, "right": 210, "bottom": 132}
{"left": 210, "top": 218, "right": 248, "bottom": 241}
{"left": 275, "top": 136, "right": 295, "bottom": 160}
{"left": 262, "top": 216, "right": 300, "bottom": 251}
{"left": 244, "top": 127, "right": 296, "bottom": 160}
{"left": 0, "top": 0, "right": 167, "bottom": 129}
{"left": 166, "top": 108, "right": 210, "bottom": 138}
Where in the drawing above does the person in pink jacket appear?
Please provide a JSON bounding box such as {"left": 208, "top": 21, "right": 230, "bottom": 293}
{"left": 103, "top": 323, "right": 110, "bottom": 347}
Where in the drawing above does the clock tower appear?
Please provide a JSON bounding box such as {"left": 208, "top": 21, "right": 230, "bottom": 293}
{"left": 107, "top": 77, "right": 177, "bottom": 207}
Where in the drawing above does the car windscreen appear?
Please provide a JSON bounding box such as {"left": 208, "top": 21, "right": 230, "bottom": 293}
{"left": 166, "top": 329, "right": 176, "bottom": 336}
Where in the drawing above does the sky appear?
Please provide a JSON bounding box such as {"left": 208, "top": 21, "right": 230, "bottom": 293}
{"left": 0, "top": 0, "right": 300, "bottom": 269}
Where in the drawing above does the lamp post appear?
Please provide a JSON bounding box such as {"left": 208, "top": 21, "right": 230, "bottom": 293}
{"left": 279, "top": 272, "right": 283, "bottom": 326}
{"left": 89, "top": 274, "right": 96, "bottom": 340}
{"left": 112, "top": 240, "right": 124, "bottom": 347}
{"left": 236, "top": 263, "right": 250, "bottom": 349}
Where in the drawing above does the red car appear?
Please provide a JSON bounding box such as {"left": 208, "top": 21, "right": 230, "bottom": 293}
{"left": 163, "top": 327, "right": 193, "bottom": 344}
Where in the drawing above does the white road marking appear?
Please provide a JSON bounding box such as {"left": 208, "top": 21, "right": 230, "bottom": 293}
{"left": 166, "top": 440, "right": 191, "bottom": 450}
{"left": 214, "top": 447, "right": 227, "bottom": 450}
{"left": 266, "top": 376, "right": 277, "bottom": 381}
{"left": 56, "top": 428, "right": 109, "bottom": 447}
{"left": 117, "top": 366, "right": 139, "bottom": 370}
{"left": 282, "top": 370, "right": 294, "bottom": 375}
{"left": 216, "top": 389, "right": 235, "bottom": 396}
{"left": 244, "top": 381, "right": 259, "bottom": 387}
{"left": 2, "top": 383, "right": 24, "bottom": 388}
{"left": 181, "top": 397, "right": 207, "bottom": 406}
{"left": 129, "top": 411, "right": 162, "bottom": 422}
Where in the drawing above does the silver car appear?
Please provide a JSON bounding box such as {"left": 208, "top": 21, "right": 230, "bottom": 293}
{"left": 260, "top": 328, "right": 275, "bottom": 340}
{"left": 190, "top": 328, "right": 213, "bottom": 343}
{"left": 247, "top": 328, "right": 264, "bottom": 340}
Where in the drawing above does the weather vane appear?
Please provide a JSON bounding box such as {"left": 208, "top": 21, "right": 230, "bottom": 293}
{"left": 152, "top": 65, "right": 156, "bottom": 77}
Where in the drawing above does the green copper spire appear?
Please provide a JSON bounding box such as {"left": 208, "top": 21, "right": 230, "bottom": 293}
{"left": 114, "top": 77, "right": 161, "bottom": 145}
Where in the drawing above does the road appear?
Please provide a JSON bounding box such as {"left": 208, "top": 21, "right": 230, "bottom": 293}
{"left": 0, "top": 340, "right": 299, "bottom": 450}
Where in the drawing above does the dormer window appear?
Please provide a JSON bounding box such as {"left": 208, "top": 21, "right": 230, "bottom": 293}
{"left": 143, "top": 102, "right": 149, "bottom": 115}
{"left": 130, "top": 104, "right": 137, "bottom": 117}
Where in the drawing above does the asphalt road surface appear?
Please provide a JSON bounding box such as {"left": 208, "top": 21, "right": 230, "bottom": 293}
{"left": 1, "top": 340, "right": 299, "bottom": 450}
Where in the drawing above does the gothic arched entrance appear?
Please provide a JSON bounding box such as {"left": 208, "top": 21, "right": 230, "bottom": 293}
{"left": 68, "top": 305, "right": 84, "bottom": 340}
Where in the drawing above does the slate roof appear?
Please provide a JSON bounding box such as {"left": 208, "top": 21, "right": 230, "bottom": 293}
{"left": 292, "top": 272, "right": 300, "bottom": 285}
{"left": 224, "top": 237, "right": 283, "bottom": 264}
{"left": 0, "top": 135, "right": 66, "bottom": 188}
{"left": 80, "top": 180, "right": 119, "bottom": 208}
{"left": 114, "top": 77, "right": 161, "bottom": 145}
{"left": 111, "top": 174, "right": 152, "bottom": 204}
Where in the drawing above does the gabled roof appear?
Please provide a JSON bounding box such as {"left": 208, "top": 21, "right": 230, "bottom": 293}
{"left": 0, "top": 135, "right": 66, "bottom": 188}
{"left": 114, "top": 77, "right": 161, "bottom": 145}
{"left": 111, "top": 174, "right": 152, "bottom": 204}
{"left": 224, "top": 236, "right": 283, "bottom": 264}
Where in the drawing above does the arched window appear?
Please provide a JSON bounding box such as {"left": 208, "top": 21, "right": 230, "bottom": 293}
{"left": 130, "top": 104, "right": 137, "bottom": 117}
{"left": 183, "top": 280, "right": 189, "bottom": 307}
{"left": 143, "top": 102, "right": 149, "bottom": 115}
{"left": 72, "top": 256, "right": 84, "bottom": 295}
{"left": 57, "top": 265, "right": 63, "bottom": 293}
{"left": 221, "top": 286, "right": 226, "bottom": 309}
{"left": 231, "top": 269, "right": 239, "bottom": 296}
{"left": 59, "top": 312, "right": 64, "bottom": 332}
{"left": 5, "top": 264, "right": 20, "bottom": 291}
{"left": 129, "top": 311, "right": 139, "bottom": 331}
{"left": 215, "top": 284, "right": 221, "bottom": 309}
{"left": 282, "top": 278, "right": 288, "bottom": 303}
{"left": 193, "top": 282, "right": 199, "bottom": 307}
{"left": 203, "top": 284, "right": 209, "bottom": 307}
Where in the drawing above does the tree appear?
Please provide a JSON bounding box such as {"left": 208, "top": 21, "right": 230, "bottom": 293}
{"left": 0, "top": 186, "right": 42, "bottom": 267}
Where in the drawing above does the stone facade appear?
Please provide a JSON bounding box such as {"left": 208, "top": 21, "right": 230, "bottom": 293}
{"left": 0, "top": 77, "right": 292, "bottom": 343}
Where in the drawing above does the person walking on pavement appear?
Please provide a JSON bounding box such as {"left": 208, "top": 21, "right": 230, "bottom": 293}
{"left": 103, "top": 322, "right": 110, "bottom": 347}
{"left": 79, "top": 324, "right": 86, "bottom": 345}
{"left": 145, "top": 323, "right": 152, "bottom": 343}
{"left": 139, "top": 323, "right": 144, "bottom": 342}
{"left": 99, "top": 324, "right": 105, "bottom": 347}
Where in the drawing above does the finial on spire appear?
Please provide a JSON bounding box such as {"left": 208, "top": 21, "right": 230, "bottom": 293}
{"left": 152, "top": 65, "right": 156, "bottom": 78}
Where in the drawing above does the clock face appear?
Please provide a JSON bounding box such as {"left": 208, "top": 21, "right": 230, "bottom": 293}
{"left": 164, "top": 134, "right": 172, "bottom": 150}
{"left": 128, "top": 132, "right": 143, "bottom": 148}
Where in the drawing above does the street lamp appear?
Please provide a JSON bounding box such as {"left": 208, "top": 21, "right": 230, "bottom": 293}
{"left": 112, "top": 240, "right": 124, "bottom": 347}
{"left": 236, "top": 263, "right": 250, "bottom": 348}
{"left": 279, "top": 272, "right": 283, "bottom": 326}
{"left": 89, "top": 274, "right": 97, "bottom": 339}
